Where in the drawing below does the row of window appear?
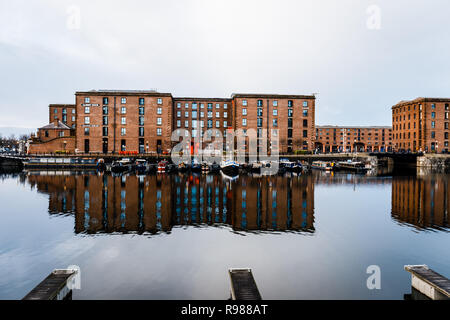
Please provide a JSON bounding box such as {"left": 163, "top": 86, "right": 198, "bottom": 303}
{"left": 241, "top": 100, "right": 309, "bottom": 108}
{"left": 54, "top": 108, "right": 75, "bottom": 114}
{"left": 176, "top": 102, "right": 228, "bottom": 110}
{"left": 176, "top": 111, "right": 228, "bottom": 118}
{"left": 85, "top": 127, "right": 164, "bottom": 137}
{"left": 176, "top": 120, "right": 228, "bottom": 128}
{"left": 393, "top": 103, "right": 449, "bottom": 114}
{"left": 84, "top": 97, "right": 164, "bottom": 105}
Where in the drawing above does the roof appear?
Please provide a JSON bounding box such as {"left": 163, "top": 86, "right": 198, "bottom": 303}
{"left": 392, "top": 97, "right": 450, "bottom": 108}
{"left": 231, "top": 93, "right": 316, "bottom": 99}
{"left": 39, "top": 121, "right": 72, "bottom": 130}
{"left": 48, "top": 104, "right": 75, "bottom": 108}
{"left": 75, "top": 90, "right": 172, "bottom": 97}
{"left": 173, "top": 97, "right": 232, "bottom": 102}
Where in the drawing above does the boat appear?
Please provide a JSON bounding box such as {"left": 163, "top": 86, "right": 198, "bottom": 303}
{"left": 279, "top": 158, "right": 296, "bottom": 172}
{"left": 111, "top": 158, "right": 133, "bottom": 173}
{"left": 191, "top": 158, "right": 202, "bottom": 173}
{"left": 250, "top": 162, "right": 262, "bottom": 174}
{"left": 177, "top": 162, "right": 189, "bottom": 173}
{"left": 311, "top": 160, "right": 335, "bottom": 171}
{"left": 220, "top": 160, "right": 240, "bottom": 176}
{"left": 135, "top": 159, "right": 147, "bottom": 174}
{"left": 23, "top": 157, "right": 98, "bottom": 169}
{"left": 292, "top": 161, "right": 303, "bottom": 173}
{"left": 335, "top": 160, "right": 369, "bottom": 173}
{"left": 157, "top": 160, "right": 168, "bottom": 173}
{"left": 147, "top": 163, "right": 157, "bottom": 174}
{"left": 96, "top": 158, "right": 106, "bottom": 171}
{"left": 201, "top": 162, "right": 210, "bottom": 174}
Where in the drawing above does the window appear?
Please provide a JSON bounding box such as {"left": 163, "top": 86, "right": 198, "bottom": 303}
{"left": 216, "top": 121, "right": 220, "bottom": 128}
{"left": 62, "top": 115, "right": 67, "bottom": 123}
{"left": 303, "top": 130, "right": 308, "bottom": 138}
{"left": 216, "top": 111, "right": 220, "bottom": 118}
{"left": 72, "top": 109, "right": 76, "bottom": 114}
{"left": 192, "top": 103, "right": 197, "bottom": 110}
{"left": 216, "top": 103, "right": 220, "bottom": 109}
{"left": 62, "top": 108, "right": 67, "bottom": 114}
{"left": 157, "top": 107, "right": 162, "bottom": 115}
{"left": 242, "top": 100, "right": 247, "bottom": 106}
{"left": 177, "top": 120, "right": 181, "bottom": 127}
{"left": 431, "top": 121, "right": 435, "bottom": 128}
{"left": 121, "top": 107, "right": 126, "bottom": 114}
{"left": 257, "top": 100, "right": 263, "bottom": 107}
{"left": 431, "top": 104, "right": 436, "bottom": 109}
{"left": 157, "top": 118, "right": 162, "bottom": 125}
{"left": 303, "top": 101, "right": 308, "bottom": 107}
{"left": 200, "top": 120, "right": 204, "bottom": 128}
{"left": 72, "top": 116, "right": 75, "bottom": 122}
{"left": 103, "top": 97, "right": 108, "bottom": 105}
{"left": 121, "top": 97, "right": 126, "bottom": 104}
{"left": 288, "top": 109, "right": 293, "bottom": 117}
{"left": 103, "top": 116, "right": 108, "bottom": 125}
{"left": 121, "top": 117, "right": 126, "bottom": 125}
{"left": 157, "top": 128, "right": 162, "bottom": 136}
{"left": 224, "top": 103, "right": 228, "bottom": 109}
{"left": 84, "top": 97, "right": 90, "bottom": 103}
{"left": 207, "top": 120, "right": 213, "bottom": 128}
{"left": 303, "top": 110, "right": 308, "bottom": 117}
{"left": 446, "top": 122, "right": 449, "bottom": 130}
{"left": 208, "top": 111, "right": 213, "bottom": 118}
{"left": 177, "top": 102, "right": 181, "bottom": 108}
{"left": 224, "top": 121, "right": 228, "bottom": 127}
{"left": 200, "top": 103, "right": 205, "bottom": 109}
{"left": 185, "top": 111, "right": 189, "bottom": 118}
{"left": 102, "top": 127, "right": 108, "bottom": 136}
{"left": 223, "top": 112, "right": 227, "bottom": 118}
{"left": 103, "top": 106, "right": 108, "bottom": 115}
{"left": 446, "top": 132, "right": 449, "bottom": 140}
{"left": 303, "top": 119, "right": 308, "bottom": 127}
{"left": 288, "top": 100, "right": 293, "bottom": 107}
{"left": 139, "top": 116, "right": 144, "bottom": 126}
{"left": 273, "top": 119, "right": 278, "bottom": 127}
{"left": 139, "top": 127, "right": 144, "bottom": 136}
{"left": 432, "top": 112, "right": 436, "bottom": 119}
{"left": 139, "top": 98, "right": 145, "bottom": 105}
{"left": 139, "top": 106, "right": 145, "bottom": 115}
{"left": 257, "top": 118, "right": 263, "bottom": 127}
{"left": 177, "top": 111, "right": 181, "bottom": 117}
{"left": 273, "top": 109, "right": 278, "bottom": 116}
{"left": 84, "top": 117, "right": 90, "bottom": 124}
{"left": 242, "top": 108, "right": 247, "bottom": 116}
{"left": 192, "top": 120, "right": 197, "bottom": 128}
{"left": 242, "top": 118, "right": 247, "bottom": 126}
{"left": 192, "top": 111, "right": 197, "bottom": 118}
{"left": 84, "top": 106, "right": 90, "bottom": 114}
{"left": 431, "top": 131, "right": 436, "bottom": 138}
{"left": 207, "top": 103, "right": 212, "bottom": 110}
{"left": 257, "top": 108, "right": 263, "bottom": 116}
{"left": 121, "top": 128, "right": 126, "bottom": 136}
{"left": 84, "top": 127, "right": 90, "bottom": 136}
{"left": 200, "top": 111, "right": 204, "bottom": 118}
{"left": 288, "top": 118, "right": 293, "bottom": 127}
{"left": 273, "top": 100, "right": 278, "bottom": 107}
{"left": 185, "top": 120, "right": 189, "bottom": 128}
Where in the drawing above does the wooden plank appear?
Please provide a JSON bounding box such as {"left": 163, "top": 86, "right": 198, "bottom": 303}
{"left": 23, "top": 269, "right": 77, "bottom": 300}
{"left": 228, "top": 268, "right": 262, "bottom": 300}
{"left": 405, "top": 265, "right": 450, "bottom": 300}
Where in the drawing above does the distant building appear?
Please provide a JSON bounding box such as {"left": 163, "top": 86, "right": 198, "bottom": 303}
{"left": 392, "top": 98, "right": 450, "bottom": 153}
{"left": 49, "top": 104, "right": 76, "bottom": 129}
{"left": 28, "top": 120, "right": 75, "bottom": 154}
{"left": 315, "top": 125, "right": 393, "bottom": 153}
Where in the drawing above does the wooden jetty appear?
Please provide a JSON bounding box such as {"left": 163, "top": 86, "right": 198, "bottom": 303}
{"left": 228, "top": 268, "right": 262, "bottom": 300}
{"left": 404, "top": 265, "right": 450, "bottom": 300}
{"left": 23, "top": 269, "right": 78, "bottom": 300}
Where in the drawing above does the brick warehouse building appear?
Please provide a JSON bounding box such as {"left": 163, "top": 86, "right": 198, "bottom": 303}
{"left": 315, "top": 126, "right": 393, "bottom": 153}
{"left": 392, "top": 97, "right": 450, "bottom": 153}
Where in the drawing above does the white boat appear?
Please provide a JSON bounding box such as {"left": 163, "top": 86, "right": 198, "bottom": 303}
{"left": 220, "top": 160, "right": 240, "bottom": 176}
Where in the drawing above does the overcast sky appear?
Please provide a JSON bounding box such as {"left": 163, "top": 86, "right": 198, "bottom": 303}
{"left": 1, "top": 0, "right": 449, "bottom": 130}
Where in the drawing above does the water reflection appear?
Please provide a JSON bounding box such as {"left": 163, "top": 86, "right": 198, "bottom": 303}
{"left": 26, "top": 172, "right": 315, "bottom": 235}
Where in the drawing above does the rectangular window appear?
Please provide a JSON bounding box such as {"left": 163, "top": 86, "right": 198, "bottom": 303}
{"left": 207, "top": 120, "right": 213, "bottom": 128}
{"left": 224, "top": 121, "right": 228, "bottom": 127}
{"left": 200, "top": 120, "right": 204, "bottom": 128}
{"left": 257, "top": 108, "right": 263, "bottom": 116}
{"left": 103, "top": 116, "right": 108, "bottom": 125}
{"left": 216, "top": 111, "right": 220, "bottom": 118}
{"left": 224, "top": 103, "right": 228, "bottom": 109}
{"left": 192, "top": 120, "right": 197, "bottom": 128}
{"left": 303, "top": 101, "right": 308, "bottom": 107}
{"left": 72, "top": 116, "right": 75, "bottom": 122}
{"left": 273, "top": 100, "right": 278, "bottom": 107}
{"left": 121, "top": 128, "right": 126, "bottom": 136}
{"left": 207, "top": 103, "right": 212, "bottom": 110}
{"left": 257, "top": 118, "right": 262, "bottom": 127}
{"left": 185, "top": 120, "right": 189, "bottom": 128}
{"left": 273, "top": 109, "right": 278, "bottom": 116}
{"left": 273, "top": 119, "right": 278, "bottom": 127}
{"left": 121, "top": 117, "right": 126, "bottom": 125}
{"left": 103, "top": 106, "right": 108, "bottom": 115}
{"left": 431, "top": 104, "right": 436, "bottom": 109}
{"left": 84, "top": 127, "right": 89, "bottom": 136}
{"left": 62, "top": 108, "right": 67, "bottom": 114}
{"left": 208, "top": 111, "right": 213, "bottom": 118}
{"left": 431, "top": 131, "right": 436, "bottom": 138}
{"left": 177, "top": 111, "right": 181, "bottom": 117}
{"left": 242, "top": 100, "right": 247, "bottom": 106}
{"left": 200, "top": 103, "right": 205, "bottom": 109}
{"left": 288, "top": 109, "right": 293, "bottom": 117}
{"left": 216, "top": 121, "right": 220, "bottom": 128}
{"left": 103, "top": 97, "right": 108, "bottom": 105}
{"left": 157, "top": 98, "right": 163, "bottom": 104}
{"left": 84, "top": 117, "right": 90, "bottom": 124}
{"left": 84, "top": 106, "right": 90, "bottom": 114}
{"left": 303, "top": 110, "right": 308, "bottom": 117}
{"left": 303, "top": 119, "right": 308, "bottom": 127}
{"left": 84, "top": 97, "right": 90, "bottom": 103}
{"left": 139, "top": 98, "right": 145, "bottom": 105}
{"left": 303, "top": 130, "right": 308, "bottom": 138}
{"left": 431, "top": 121, "right": 435, "bottom": 128}
{"left": 139, "top": 116, "right": 144, "bottom": 126}
{"left": 288, "top": 118, "right": 293, "bottom": 127}
{"left": 242, "top": 108, "right": 247, "bottom": 116}
{"left": 177, "top": 120, "right": 181, "bottom": 127}
{"left": 242, "top": 118, "right": 247, "bottom": 126}
{"left": 192, "top": 111, "right": 197, "bottom": 118}
{"left": 157, "top": 107, "right": 162, "bottom": 115}
{"left": 157, "top": 128, "right": 162, "bottom": 136}
{"left": 223, "top": 112, "right": 227, "bottom": 118}
{"left": 139, "top": 127, "right": 144, "bottom": 136}
{"left": 192, "top": 103, "right": 197, "bottom": 110}
{"left": 157, "top": 118, "right": 162, "bottom": 125}
{"left": 185, "top": 111, "right": 189, "bottom": 118}
{"left": 288, "top": 100, "right": 293, "bottom": 107}
{"left": 102, "top": 127, "right": 108, "bottom": 136}
{"left": 257, "top": 100, "right": 263, "bottom": 107}
{"left": 432, "top": 112, "right": 436, "bottom": 118}
{"left": 177, "top": 102, "right": 181, "bottom": 108}
{"left": 138, "top": 106, "right": 144, "bottom": 115}
{"left": 121, "top": 97, "right": 126, "bottom": 104}
{"left": 216, "top": 103, "right": 220, "bottom": 109}
{"left": 121, "top": 107, "right": 126, "bottom": 114}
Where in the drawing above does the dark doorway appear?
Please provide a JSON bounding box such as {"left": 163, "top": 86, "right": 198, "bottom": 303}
{"left": 84, "top": 139, "right": 90, "bottom": 153}
{"left": 102, "top": 138, "right": 108, "bottom": 154}
{"left": 157, "top": 140, "right": 162, "bottom": 154}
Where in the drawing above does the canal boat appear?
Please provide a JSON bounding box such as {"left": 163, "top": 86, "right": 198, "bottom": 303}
{"left": 177, "top": 162, "right": 189, "bottom": 173}
{"left": 96, "top": 158, "right": 106, "bottom": 171}
{"left": 220, "top": 160, "right": 240, "bottom": 176}
{"left": 23, "top": 157, "right": 98, "bottom": 169}
{"left": 191, "top": 158, "right": 202, "bottom": 173}
{"left": 111, "top": 158, "right": 133, "bottom": 173}
{"left": 157, "top": 160, "right": 168, "bottom": 173}
{"left": 311, "top": 160, "right": 335, "bottom": 171}
{"left": 201, "top": 162, "right": 210, "bottom": 174}
{"left": 335, "top": 160, "right": 369, "bottom": 173}
{"left": 135, "top": 159, "right": 147, "bottom": 174}
{"left": 279, "top": 159, "right": 296, "bottom": 172}
{"left": 292, "top": 161, "right": 303, "bottom": 173}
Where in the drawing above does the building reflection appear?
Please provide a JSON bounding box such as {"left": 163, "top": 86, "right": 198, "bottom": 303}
{"left": 26, "top": 172, "right": 315, "bottom": 235}
{"left": 391, "top": 175, "right": 449, "bottom": 231}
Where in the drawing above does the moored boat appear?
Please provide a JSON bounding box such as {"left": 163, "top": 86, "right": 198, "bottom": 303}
{"left": 135, "top": 159, "right": 147, "bottom": 174}
{"left": 111, "top": 158, "right": 133, "bottom": 173}
{"left": 336, "top": 160, "right": 369, "bottom": 173}
{"left": 220, "top": 160, "right": 240, "bottom": 176}
{"left": 311, "top": 160, "right": 335, "bottom": 171}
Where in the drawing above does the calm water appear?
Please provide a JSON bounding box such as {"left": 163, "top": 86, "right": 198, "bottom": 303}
{"left": 0, "top": 169, "right": 449, "bottom": 300}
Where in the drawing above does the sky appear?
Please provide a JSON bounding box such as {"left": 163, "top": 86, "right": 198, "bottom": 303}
{"left": 1, "top": 0, "right": 450, "bottom": 132}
